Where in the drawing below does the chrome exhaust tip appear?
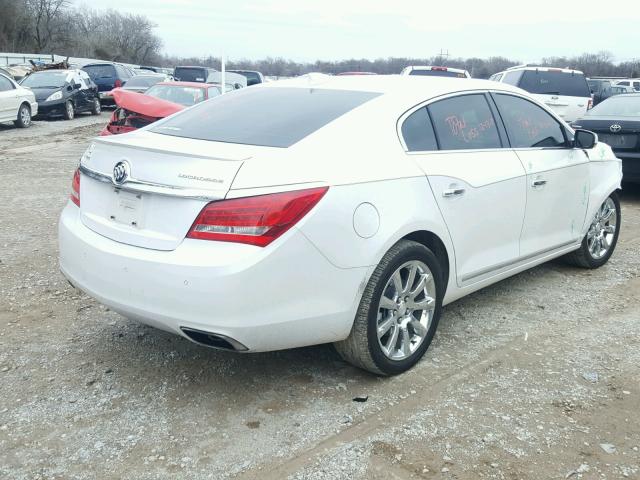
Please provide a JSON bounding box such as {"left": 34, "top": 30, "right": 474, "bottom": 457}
{"left": 180, "top": 327, "right": 248, "bottom": 352}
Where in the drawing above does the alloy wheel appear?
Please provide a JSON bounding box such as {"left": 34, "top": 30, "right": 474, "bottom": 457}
{"left": 21, "top": 107, "right": 31, "bottom": 126}
{"left": 376, "top": 260, "right": 436, "bottom": 360}
{"left": 587, "top": 197, "right": 617, "bottom": 260}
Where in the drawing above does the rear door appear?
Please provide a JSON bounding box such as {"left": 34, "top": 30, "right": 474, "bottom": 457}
{"left": 519, "top": 70, "right": 591, "bottom": 122}
{"left": 404, "top": 93, "right": 527, "bottom": 286}
{"left": 492, "top": 92, "right": 589, "bottom": 257}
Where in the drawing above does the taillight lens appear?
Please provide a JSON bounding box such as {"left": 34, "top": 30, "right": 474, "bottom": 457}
{"left": 187, "top": 187, "right": 328, "bottom": 247}
{"left": 70, "top": 168, "right": 80, "bottom": 207}
{"left": 587, "top": 96, "right": 593, "bottom": 110}
{"left": 114, "top": 79, "right": 122, "bottom": 88}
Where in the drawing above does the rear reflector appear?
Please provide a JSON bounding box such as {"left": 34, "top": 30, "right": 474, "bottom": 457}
{"left": 70, "top": 168, "right": 80, "bottom": 207}
{"left": 187, "top": 187, "right": 328, "bottom": 247}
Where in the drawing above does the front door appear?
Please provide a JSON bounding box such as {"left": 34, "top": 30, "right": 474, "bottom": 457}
{"left": 491, "top": 93, "right": 590, "bottom": 257}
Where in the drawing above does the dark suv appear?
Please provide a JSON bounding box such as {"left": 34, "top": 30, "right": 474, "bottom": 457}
{"left": 82, "top": 63, "right": 135, "bottom": 104}
{"left": 173, "top": 66, "right": 218, "bottom": 83}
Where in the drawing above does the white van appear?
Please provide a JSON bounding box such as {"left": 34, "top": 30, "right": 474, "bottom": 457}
{"left": 490, "top": 66, "right": 592, "bottom": 122}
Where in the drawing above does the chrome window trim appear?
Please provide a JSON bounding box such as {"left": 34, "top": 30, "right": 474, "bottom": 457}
{"left": 397, "top": 89, "right": 574, "bottom": 154}
{"left": 78, "top": 164, "right": 224, "bottom": 201}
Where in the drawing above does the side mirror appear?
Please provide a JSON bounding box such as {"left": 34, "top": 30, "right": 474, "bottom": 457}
{"left": 574, "top": 129, "right": 597, "bottom": 149}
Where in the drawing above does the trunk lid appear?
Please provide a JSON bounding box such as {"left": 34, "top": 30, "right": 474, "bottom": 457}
{"left": 532, "top": 93, "right": 588, "bottom": 123}
{"left": 79, "top": 130, "right": 254, "bottom": 250}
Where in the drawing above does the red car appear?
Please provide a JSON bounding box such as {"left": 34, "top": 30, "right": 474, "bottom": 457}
{"left": 100, "top": 81, "right": 223, "bottom": 135}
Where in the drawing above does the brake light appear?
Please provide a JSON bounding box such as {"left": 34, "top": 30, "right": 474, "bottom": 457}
{"left": 432, "top": 66, "right": 447, "bottom": 71}
{"left": 187, "top": 187, "right": 329, "bottom": 247}
{"left": 587, "top": 96, "right": 593, "bottom": 110}
{"left": 114, "top": 79, "right": 122, "bottom": 88}
{"left": 70, "top": 168, "right": 80, "bottom": 207}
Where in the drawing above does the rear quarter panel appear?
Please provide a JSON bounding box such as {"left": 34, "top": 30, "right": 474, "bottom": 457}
{"left": 582, "top": 142, "right": 623, "bottom": 232}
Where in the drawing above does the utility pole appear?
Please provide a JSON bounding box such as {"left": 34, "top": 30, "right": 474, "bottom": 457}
{"left": 436, "top": 49, "right": 449, "bottom": 66}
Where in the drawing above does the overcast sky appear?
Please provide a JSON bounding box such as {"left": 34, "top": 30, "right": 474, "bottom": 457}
{"left": 94, "top": 0, "right": 640, "bottom": 62}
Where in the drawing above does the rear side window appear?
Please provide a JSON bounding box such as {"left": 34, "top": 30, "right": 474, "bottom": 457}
{"left": 83, "top": 64, "right": 115, "bottom": 79}
{"left": 428, "top": 94, "right": 501, "bottom": 150}
{"left": 401, "top": 107, "right": 437, "bottom": 151}
{"left": 502, "top": 70, "right": 523, "bottom": 86}
{"left": 175, "top": 67, "right": 207, "bottom": 82}
{"left": 152, "top": 87, "right": 381, "bottom": 147}
{"left": 493, "top": 94, "right": 567, "bottom": 148}
{"left": 0, "top": 75, "right": 14, "bottom": 91}
{"left": 519, "top": 71, "right": 590, "bottom": 97}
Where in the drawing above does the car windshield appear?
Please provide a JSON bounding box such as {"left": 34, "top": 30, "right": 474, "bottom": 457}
{"left": 151, "top": 87, "right": 381, "bottom": 148}
{"left": 145, "top": 85, "right": 205, "bottom": 106}
{"left": 409, "top": 69, "right": 466, "bottom": 78}
{"left": 174, "top": 68, "right": 207, "bottom": 82}
{"left": 587, "top": 96, "right": 640, "bottom": 116}
{"left": 125, "top": 76, "right": 165, "bottom": 88}
{"left": 83, "top": 65, "right": 115, "bottom": 79}
{"left": 519, "top": 70, "right": 590, "bottom": 97}
{"left": 21, "top": 71, "right": 68, "bottom": 88}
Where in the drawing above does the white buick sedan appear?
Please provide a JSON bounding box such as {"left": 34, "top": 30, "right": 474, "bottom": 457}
{"left": 59, "top": 75, "right": 622, "bottom": 375}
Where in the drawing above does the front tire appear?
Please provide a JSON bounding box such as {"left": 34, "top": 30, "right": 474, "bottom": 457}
{"left": 14, "top": 104, "right": 31, "bottom": 128}
{"left": 564, "top": 192, "right": 621, "bottom": 268}
{"left": 63, "top": 101, "right": 75, "bottom": 120}
{"left": 334, "top": 240, "right": 444, "bottom": 376}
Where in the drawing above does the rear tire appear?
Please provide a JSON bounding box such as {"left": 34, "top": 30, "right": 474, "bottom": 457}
{"left": 14, "top": 103, "right": 31, "bottom": 128}
{"left": 90, "top": 98, "right": 101, "bottom": 115}
{"left": 564, "top": 192, "right": 620, "bottom": 268}
{"left": 334, "top": 240, "right": 444, "bottom": 376}
{"left": 63, "top": 101, "right": 75, "bottom": 120}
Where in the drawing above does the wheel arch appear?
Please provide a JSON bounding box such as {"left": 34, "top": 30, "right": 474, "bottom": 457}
{"left": 401, "top": 230, "right": 451, "bottom": 294}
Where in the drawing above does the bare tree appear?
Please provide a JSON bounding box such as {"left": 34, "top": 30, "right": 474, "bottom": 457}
{"left": 25, "top": 0, "right": 69, "bottom": 52}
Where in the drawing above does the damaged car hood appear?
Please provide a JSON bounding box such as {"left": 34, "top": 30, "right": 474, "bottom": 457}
{"left": 111, "top": 88, "right": 184, "bottom": 118}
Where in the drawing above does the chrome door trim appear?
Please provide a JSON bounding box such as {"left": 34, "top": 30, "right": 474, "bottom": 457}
{"left": 460, "top": 239, "right": 579, "bottom": 285}
{"left": 78, "top": 164, "right": 225, "bottom": 201}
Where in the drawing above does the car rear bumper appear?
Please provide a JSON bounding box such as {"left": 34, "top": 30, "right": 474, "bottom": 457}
{"left": 35, "top": 100, "right": 66, "bottom": 117}
{"left": 614, "top": 151, "right": 640, "bottom": 183}
{"left": 58, "top": 203, "right": 366, "bottom": 351}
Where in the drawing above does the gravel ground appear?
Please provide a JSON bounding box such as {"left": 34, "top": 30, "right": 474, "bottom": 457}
{"left": 0, "top": 118, "right": 638, "bottom": 480}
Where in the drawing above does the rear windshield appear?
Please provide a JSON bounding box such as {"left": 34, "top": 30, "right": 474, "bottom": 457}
{"left": 233, "top": 71, "right": 260, "bottom": 83}
{"left": 151, "top": 87, "right": 381, "bottom": 147}
{"left": 125, "top": 76, "right": 164, "bottom": 88}
{"left": 587, "top": 95, "right": 640, "bottom": 117}
{"left": 174, "top": 67, "right": 207, "bottom": 82}
{"left": 518, "top": 70, "right": 590, "bottom": 97}
{"left": 83, "top": 64, "right": 116, "bottom": 79}
{"left": 146, "top": 85, "right": 205, "bottom": 106}
{"left": 409, "top": 69, "right": 466, "bottom": 78}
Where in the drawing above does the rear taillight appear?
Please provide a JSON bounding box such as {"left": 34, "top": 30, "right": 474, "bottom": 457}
{"left": 432, "top": 66, "right": 447, "bottom": 71}
{"left": 587, "top": 96, "right": 593, "bottom": 110}
{"left": 187, "top": 187, "right": 328, "bottom": 247}
{"left": 114, "top": 79, "right": 122, "bottom": 88}
{"left": 70, "top": 168, "right": 80, "bottom": 207}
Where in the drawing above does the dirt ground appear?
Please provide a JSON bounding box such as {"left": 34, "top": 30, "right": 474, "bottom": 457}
{"left": 1, "top": 115, "right": 639, "bottom": 480}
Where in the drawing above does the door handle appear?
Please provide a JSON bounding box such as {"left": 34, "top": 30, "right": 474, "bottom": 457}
{"left": 443, "top": 188, "right": 466, "bottom": 197}
{"left": 532, "top": 179, "right": 547, "bottom": 188}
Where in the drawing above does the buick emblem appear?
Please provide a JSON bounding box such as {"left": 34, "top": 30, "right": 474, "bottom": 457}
{"left": 113, "top": 161, "right": 130, "bottom": 185}
{"left": 610, "top": 124, "right": 622, "bottom": 133}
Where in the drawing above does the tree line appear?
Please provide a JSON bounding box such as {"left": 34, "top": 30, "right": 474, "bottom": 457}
{"left": 1, "top": 1, "right": 639, "bottom": 79}
{"left": 0, "top": 0, "right": 162, "bottom": 64}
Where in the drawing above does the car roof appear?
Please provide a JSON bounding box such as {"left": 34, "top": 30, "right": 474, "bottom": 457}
{"left": 505, "top": 65, "right": 585, "bottom": 75}
{"left": 266, "top": 74, "right": 524, "bottom": 111}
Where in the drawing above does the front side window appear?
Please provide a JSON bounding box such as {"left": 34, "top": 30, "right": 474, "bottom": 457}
{"left": 401, "top": 107, "right": 437, "bottom": 151}
{"left": 493, "top": 94, "right": 566, "bottom": 148}
{"left": 428, "top": 94, "right": 501, "bottom": 150}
